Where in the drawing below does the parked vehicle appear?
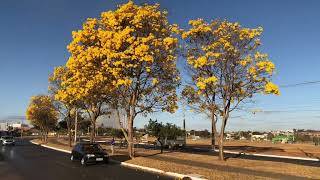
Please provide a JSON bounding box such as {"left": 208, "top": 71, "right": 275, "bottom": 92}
{"left": 156, "top": 136, "right": 186, "bottom": 149}
{"left": 0, "top": 136, "right": 15, "bottom": 146}
{"left": 71, "top": 143, "right": 109, "bottom": 166}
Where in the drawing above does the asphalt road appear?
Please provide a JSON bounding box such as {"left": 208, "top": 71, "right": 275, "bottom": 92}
{"left": 0, "top": 139, "right": 172, "bottom": 180}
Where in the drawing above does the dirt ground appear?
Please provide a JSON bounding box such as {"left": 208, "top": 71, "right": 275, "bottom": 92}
{"left": 187, "top": 138, "right": 320, "bottom": 158}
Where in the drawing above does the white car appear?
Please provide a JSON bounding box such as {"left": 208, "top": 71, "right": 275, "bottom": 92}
{"left": 0, "top": 136, "right": 15, "bottom": 146}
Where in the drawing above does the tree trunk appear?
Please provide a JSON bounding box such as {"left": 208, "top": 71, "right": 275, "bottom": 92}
{"left": 74, "top": 109, "right": 78, "bottom": 144}
{"left": 66, "top": 111, "right": 72, "bottom": 147}
{"left": 41, "top": 129, "right": 47, "bottom": 144}
{"left": 44, "top": 131, "right": 48, "bottom": 144}
{"left": 158, "top": 137, "right": 163, "bottom": 153}
{"left": 219, "top": 122, "right": 224, "bottom": 160}
{"left": 116, "top": 108, "right": 130, "bottom": 143}
{"left": 42, "top": 132, "right": 45, "bottom": 143}
{"left": 90, "top": 115, "right": 96, "bottom": 143}
{"left": 211, "top": 114, "right": 217, "bottom": 151}
{"left": 127, "top": 114, "right": 134, "bottom": 158}
{"left": 219, "top": 110, "right": 229, "bottom": 160}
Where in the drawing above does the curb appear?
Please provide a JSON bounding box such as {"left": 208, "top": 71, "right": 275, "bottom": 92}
{"left": 30, "top": 140, "right": 206, "bottom": 180}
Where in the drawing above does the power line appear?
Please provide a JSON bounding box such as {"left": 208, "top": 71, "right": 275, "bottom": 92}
{"left": 280, "top": 80, "right": 320, "bottom": 88}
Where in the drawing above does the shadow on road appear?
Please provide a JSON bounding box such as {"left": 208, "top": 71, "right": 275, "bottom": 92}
{"left": 111, "top": 155, "right": 131, "bottom": 162}
{"left": 225, "top": 145, "right": 285, "bottom": 153}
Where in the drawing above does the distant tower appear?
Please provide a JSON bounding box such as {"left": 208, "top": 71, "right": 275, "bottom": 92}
{"left": 183, "top": 109, "right": 186, "bottom": 131}
{"left": 183, "top": 110, "right": 187, "bottom": 138}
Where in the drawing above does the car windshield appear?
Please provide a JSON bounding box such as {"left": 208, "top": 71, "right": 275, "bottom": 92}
{"left": 82, "top": 144, "right": 102, "bottom": 153}
{"left": 3, "top": 136, "right": 13, "bottom": 139}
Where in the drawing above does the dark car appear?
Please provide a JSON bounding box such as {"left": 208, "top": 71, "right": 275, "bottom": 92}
{"left": 71, "top": 143, "right": 109, "bottom": 166}
{"left": 0, "top": 136, "right": 15, "bottom": 146}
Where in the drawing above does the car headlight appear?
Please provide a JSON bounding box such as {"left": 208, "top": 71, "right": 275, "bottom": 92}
{"left": 86, "top": 154, "right": 95, "bottom": 157}
{"left": 104, "top": 154, "right": 109, "bottom": 157}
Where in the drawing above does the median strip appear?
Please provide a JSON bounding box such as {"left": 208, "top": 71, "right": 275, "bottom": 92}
{"left": 30, "top": 140, "right": 206, "bottom": 180}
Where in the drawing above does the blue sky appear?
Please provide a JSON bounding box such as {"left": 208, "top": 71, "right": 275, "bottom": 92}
{"left": 1, "top": 0, "right": 320, "bottom": 131}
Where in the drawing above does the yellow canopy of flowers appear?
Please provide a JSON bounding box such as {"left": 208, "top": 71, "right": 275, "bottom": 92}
{"left": 264, "top": 82, "right": 280, "bottom": 95}
{"left": 54, "top": 1, "right": 180, "bottom": 113}
{"left": 196, "top": 76, "right": 218, "bottom": 90}
{"left": 182, "top": 19, "right": 280, "bottom": 97}
{"left": 26, "top": 95, "right": 58, "bottom": 127}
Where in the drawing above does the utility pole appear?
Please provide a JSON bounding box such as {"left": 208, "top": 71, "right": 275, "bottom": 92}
{"left": 20, "top": 120, "right": 23, "bottom": 138}
{"left": 183, "top": 108, "right": 187, "bottom": 145}
{"left": 74, "top": 108, "right": 78, "bottom": 144}
{"left": 183, "top": 113, "right": 186, "bottom": 137}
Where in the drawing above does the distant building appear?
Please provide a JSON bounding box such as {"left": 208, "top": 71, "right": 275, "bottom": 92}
{"left": 299, "top": 130, "right": 320, "bottom": 137}
{"left": 251, "top": 132, "right": 268, "bottom": 141}
{"left": 270, "top": 130, "right": 294, "bottom": 136}
{"left": 191, "top": 135, "right": 200, "bottom": 140}
{"left": 48, "top": 132, "right": 56, "bottom": 136}
{"left": 0, "top": 123, "right": 9, "bottom": 131}
{"left": 272, "top": 135, "right": 294, "bottom": 144}
{"left": 239, "top": 136, "right": 247, "bottom": 140}
{"left": 11, "top": 122, "right": 30, "bottom": 130}
{"left": 226, "top": 133, "right": 235, "bottom": 140}
{"left": 0, "top": 122, "right": 30, "bottom": 131}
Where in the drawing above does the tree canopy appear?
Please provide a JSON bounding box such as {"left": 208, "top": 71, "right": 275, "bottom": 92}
{"left": 25, "top": 95, "right": 58, "bottom": 143}
{"left": 181, "top": 19, "right": 280, "bottom": 160}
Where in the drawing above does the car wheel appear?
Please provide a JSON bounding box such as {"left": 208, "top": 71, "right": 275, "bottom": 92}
{"left": 70, "top": 155, "right": 74, "bottom": 161}
{"left": 81, "top": 157, "right": 86, "bottom": 166}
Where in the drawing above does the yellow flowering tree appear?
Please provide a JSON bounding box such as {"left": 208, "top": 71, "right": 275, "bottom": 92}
{"left": 48, "top": 66, "right": 80, "bottom": 146}
{"left": 57, "top": 56, "right": 113, "bottom": 143}
{"left": 182, "top": 19, "right": 280, "bottom": 160}
{"left": 96, "top": 1, "right": 180, "bottom": 158}
{"left": 63, "top": 2, "right": 180, "bottom": 152}
{"left": 26, "top": 95, "right": 58, "bottom": 143}
{"left": 58, "top": 18, "right": 115, "bottom": 142}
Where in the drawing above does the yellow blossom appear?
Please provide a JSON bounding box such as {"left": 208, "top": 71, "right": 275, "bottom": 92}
{"left": 264, "top": 82, "right": 280, "bottom": 95}
{"left": 152, "top": 78, "right": 159, "bottom": 85}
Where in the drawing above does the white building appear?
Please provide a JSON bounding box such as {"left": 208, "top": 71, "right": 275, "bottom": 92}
{"left": 0, "top": 122, "right": 29, "bottom": 131}
{"left": 0, "top": 123, "right": 9, "bottom": 131}
{"left": 251, "top": 134, "right": 267, "bottom": 141}
{"left": 12, "top": 123, "right": 22, "bottom": 129}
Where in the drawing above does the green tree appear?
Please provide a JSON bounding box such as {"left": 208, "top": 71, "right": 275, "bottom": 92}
{"left": 146, "top": 119, "right": 184, "bottom": 153}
